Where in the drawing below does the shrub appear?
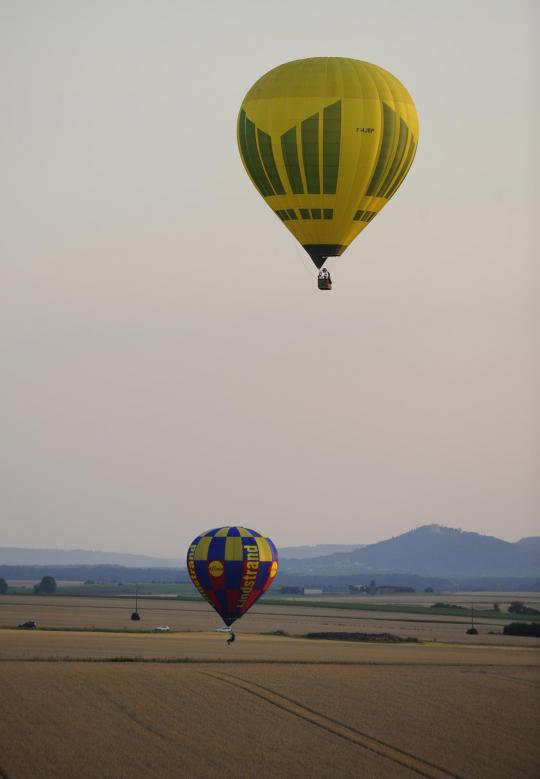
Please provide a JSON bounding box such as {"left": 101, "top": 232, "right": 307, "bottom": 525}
{"left": 503, "top": 622, "right": 540, "bottom": 637}
{"left": 304, "top": 632, "right": 418, "bottom": 643}
{"left": 33, "top": 576, "right": 57, "bottom": 595}
{"left": 508, "top": 601, "right": 540, "bottom": 616}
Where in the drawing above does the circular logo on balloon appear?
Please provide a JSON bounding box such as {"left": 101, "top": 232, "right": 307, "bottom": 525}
{"left": 208, "top": 560, "right": 224, "bottom": 578}
{"left": 269, "top": 561, "right": 278, "bottom": 578}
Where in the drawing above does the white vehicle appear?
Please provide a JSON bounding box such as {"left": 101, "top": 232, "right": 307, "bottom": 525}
{"left": 154, "top": 625, "right": 171, "bottom": 632}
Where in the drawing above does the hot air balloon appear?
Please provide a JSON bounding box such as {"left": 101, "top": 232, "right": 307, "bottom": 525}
{"left": 186, "top": 526, "right": 278, "bottom": 637}
{"left": 237, "top": 57, "right": 419, "bottom": 288}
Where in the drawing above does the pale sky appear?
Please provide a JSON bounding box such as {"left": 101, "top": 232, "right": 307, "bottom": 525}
{"left": 1, "top": 0, "right": 539, "bottom": 557}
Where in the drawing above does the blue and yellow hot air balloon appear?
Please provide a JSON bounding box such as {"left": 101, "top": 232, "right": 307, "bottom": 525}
{"left": 187, "top": 526, "right": 279, "bottom": 627}
{"left": 237, "top": 57, "right": 419, "bottom": 286}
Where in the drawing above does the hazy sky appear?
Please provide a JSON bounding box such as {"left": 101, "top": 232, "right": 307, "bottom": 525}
{"left": 1, "top": 0, "right": 539, "bottom": 557}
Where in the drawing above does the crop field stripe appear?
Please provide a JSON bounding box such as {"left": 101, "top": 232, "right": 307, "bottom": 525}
{"left": 459, "top": 668, "right": 540, "bottom": 690}
{"left": 226, "top": 673, "right": 468, "bottom": 779}
{"left": 0, "top": 600, "right": 192, "bottom": 611}
{"left": 201, "top": 671, "right": 465, "bottom": 779}
{"left": 93, "top": 682, "right": 170, "bottom": 741}
{"left": 263, "top": 600, "right": 539, "bottom": 620}
{"left": 3, "top": 596, "right": 538, "bottom": 621}
{"left": 4, "top": 658, "right": 539, "bottom": 668}
{"left": 258, "top": 610, "right": 503, "bottom": 626}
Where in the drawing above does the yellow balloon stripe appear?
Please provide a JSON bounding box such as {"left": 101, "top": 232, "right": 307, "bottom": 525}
{"left": 255, "top": 537, "right": 273, "bottom": 562}
{"left": 224, "top": 537, "right": 245, "bottom": 561}
{"left": 193, "top": 536, "right": 211, "bottom": 560}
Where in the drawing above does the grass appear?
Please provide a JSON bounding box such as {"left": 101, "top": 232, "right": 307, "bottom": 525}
{"left": 0, "top": 625, "right": 195, "bottom": 635}
{"left": 303, "top": 632, "right": 419, "bottom": 643}
{"left": 1, "top": 625, "right": 420, "bottom": 643}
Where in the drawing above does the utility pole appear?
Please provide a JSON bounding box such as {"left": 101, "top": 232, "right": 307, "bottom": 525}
{"left": 131, "top": 583, "right": 141, "bottom": 621}
{"left": 466, "top": 601, "right": 478, "bottom": 635}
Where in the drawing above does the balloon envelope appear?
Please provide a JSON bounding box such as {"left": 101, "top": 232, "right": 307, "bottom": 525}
{"left": 187, "top": 526, "right": 279, "bottom": 626}
{"left": 237, "top": 57, "right": 419, "bottom": 267}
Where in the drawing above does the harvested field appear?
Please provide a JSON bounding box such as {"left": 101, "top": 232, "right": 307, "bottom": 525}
{"left": 2, "top": 595, "right": 539, "bottom": 646}
{"left": 2, "top": 628, "right": 540, "bottom": 664}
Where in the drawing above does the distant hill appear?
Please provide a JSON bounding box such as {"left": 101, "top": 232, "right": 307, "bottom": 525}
{"left": 0, "top": 547, "right": 181, "bottom": 568}
{"left": 514, "top": 537, "right": 540, "bottom": 552}
{"left": 279, "top": 544, "right": 365, "bottom": 559}
{"left": 279, "top": 525, "right": 540, "bottom": 578}
{"left": 2, "top": 527, "right": 538, "bottom": 579}
{"left": 0, "top": 544, "right": 365, "bottom": 566}
{"left": 0, "top": 564, "right": 188, "bottom": 583}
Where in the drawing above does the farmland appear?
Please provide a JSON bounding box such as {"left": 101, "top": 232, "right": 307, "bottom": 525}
{"left": 2, "top": 593, "right": 540, "bottom": 645}
{"left": 1, "top": 595, "right": 539, "bottom": 778}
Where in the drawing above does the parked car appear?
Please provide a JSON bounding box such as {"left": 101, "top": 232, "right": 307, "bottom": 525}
{"left": 154, "top": 625, "right": 171, "bottom": 632}
{"left": 18, "top": 620, "right": 37, "bottom": 629}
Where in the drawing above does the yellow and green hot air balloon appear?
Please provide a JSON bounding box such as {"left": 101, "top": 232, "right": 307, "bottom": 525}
{"left": 237, "top": 57, "right": 419, "bottom": 283}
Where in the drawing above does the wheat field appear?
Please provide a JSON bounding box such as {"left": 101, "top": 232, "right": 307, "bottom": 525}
{"left": 1, "top": 653, "right": 538, "bottom": 779}
{"left": 1, "top": 595, "right": 539, "bottom": 778}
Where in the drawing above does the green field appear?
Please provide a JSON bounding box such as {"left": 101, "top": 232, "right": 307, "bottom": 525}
{"left": 263, "top": 597, "right": 540, "bottom": 621}
{"left": 7, "top": 582, "right": 194, "bottom": 597}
